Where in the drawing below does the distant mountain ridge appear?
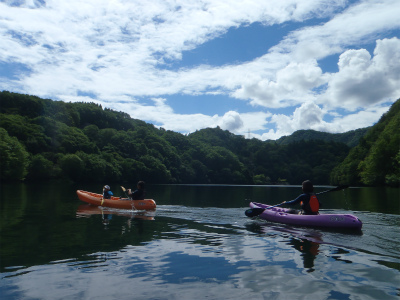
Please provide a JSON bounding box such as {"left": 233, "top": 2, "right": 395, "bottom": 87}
{"left": 276, "top": 128, "right": 370, "bottom": 147}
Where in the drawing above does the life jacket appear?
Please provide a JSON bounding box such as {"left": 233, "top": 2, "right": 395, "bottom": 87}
{"left": 301, "top": 194, "right": 319, "bottom": 214}
{"left": 309, "top": 194, "right": 320, "bottom": 213}
{"left": 103, "top": 190, "right": 112, "bottom": 199}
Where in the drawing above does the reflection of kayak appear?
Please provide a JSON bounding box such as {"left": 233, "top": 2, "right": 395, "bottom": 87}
{"left": 247, "top": 202, "right": 362, "bottom": 230}
{"left": 76, "top": 190, "right": 156, "bottom": 210}
{"left": 76, "top": 204, "right": 155, "bottom": 220}
{"left": 246, "top": 222, "right": 325, "bottom": 244}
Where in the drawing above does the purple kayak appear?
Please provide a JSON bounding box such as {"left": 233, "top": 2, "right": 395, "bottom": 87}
{"left": 247, "top": 202, "right": 362, "bottom": 230}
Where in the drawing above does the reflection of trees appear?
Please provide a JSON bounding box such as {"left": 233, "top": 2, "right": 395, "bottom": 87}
{"left": 0, "top": 199, "right": 158, "bottom": 272}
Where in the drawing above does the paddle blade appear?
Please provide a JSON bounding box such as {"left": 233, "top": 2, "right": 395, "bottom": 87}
{"left": 245, "top": 208, "right": 265, "bottom": 218}
{"left": 121, "top": 186, "right": 126, "bottom": 192}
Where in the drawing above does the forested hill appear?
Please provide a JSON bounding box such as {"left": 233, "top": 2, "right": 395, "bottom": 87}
{"left": 331, "top": 98, "right": 400, "bottom": 187}
{"left": 0, "top": 91, "right": 398, "bottom": 186}
{"left": 276, "top": 128, "right": 370, "bottom": 147}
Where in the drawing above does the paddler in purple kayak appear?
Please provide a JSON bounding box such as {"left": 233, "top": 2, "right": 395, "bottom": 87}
{"left": 281, "top": 180, "right": 321, "bottom": 215}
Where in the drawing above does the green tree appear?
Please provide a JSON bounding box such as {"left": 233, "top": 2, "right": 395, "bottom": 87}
{"left": 0, "top": 128, "right": 29, "bottom": 181}
{"left": 332, "top": 98, "right": 400, "bottom": 186}
{"left": 77, "top": 153, "right": 107, "bottom": 182}
{"left": 101, "top": 152, "right": 123, "bottom": 182}
{"left": 0, "top": 114, "right": 51, "bottom": 153}
{"left": 120, "top": 158, "right": 148, "bottom": 183}
{"left": 359, "top": 112, "right": 400, "bottom": 185}
{"left": 189, "top": 159, "right": 209, "bottom": 183}
{"left": 83, "top": 124, "right": 100, "bottom": 143}
{"left": 59, "top": 154, "right": 84, "bottom": 181}
{"left": 253, "top": 174, "right": 272, "bottom": 185}
{"left": 141, "top": 155, "right": 171, "bottom": 183}
{"left": 26, "top": 154, "right": 55, "bottom": 180}
{"left": 5, "top": 91, "right": 399, "bottom": 187}
{"left": 385, "top": 150, "right": 400, "bottom": 187}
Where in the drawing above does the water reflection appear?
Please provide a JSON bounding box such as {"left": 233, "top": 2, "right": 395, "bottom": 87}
{"left": 76, "top": 204, "right": 155, "bottom": 221}
{"left": 288, "top": 238, "right": 320, "bottom": 271}
{"left": 245, "top": 222, "right": 323, "bottom": 271}
{"left": 76, "top": 204, "right": 157, "bottom": 237}
{"left": 1, "top": 184, "right": 400, "bottom": 300}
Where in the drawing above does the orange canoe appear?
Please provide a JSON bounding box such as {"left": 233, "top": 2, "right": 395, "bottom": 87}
{"left": 76, "top": 190, "right": 156, "bottom": 210}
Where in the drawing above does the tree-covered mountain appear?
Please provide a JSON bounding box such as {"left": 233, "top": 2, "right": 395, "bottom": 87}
{"left": 276, "top": 128, "right": 370, "bottom": 147}
{"left": 1, "top": 91, "right": 398, "bottom": 186}
{"left": 331, "top": 99, "right": 400, "bottom": 187}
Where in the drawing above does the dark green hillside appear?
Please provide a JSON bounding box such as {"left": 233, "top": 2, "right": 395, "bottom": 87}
{"left": 331, "top": 98, "right": 400, "bottom": 187}
{"left": 1, "top": 91, "right": 397, "bottom": 187}
{"left": 276, "top": 128, "right": 369, "bottom": 147}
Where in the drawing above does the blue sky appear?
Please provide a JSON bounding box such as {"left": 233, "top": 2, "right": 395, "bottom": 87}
{"left": 1, "top": 0, "right": 399, "bottom": 140}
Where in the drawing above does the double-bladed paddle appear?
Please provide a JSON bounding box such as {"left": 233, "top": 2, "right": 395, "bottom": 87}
{"left": 245, "top": 185, "right": 349, "bottom": 218}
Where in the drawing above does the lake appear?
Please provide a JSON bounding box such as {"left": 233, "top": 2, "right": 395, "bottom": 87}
{"left": 1, "top": 182, "right": 399, "bottom": 300}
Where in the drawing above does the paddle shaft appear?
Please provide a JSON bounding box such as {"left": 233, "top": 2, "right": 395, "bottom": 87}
{"left": 316, "top": 185, "right": 348, "bottom": 195}
{"left": 121, "top": 186, "right": 130, "bottom": 198}
{"left": 269, "top": 185, "right": 349, "bottom": 209}
{"left": 266, "top": 203, "right": 285, "bottom": 209}
{"left": 121, "top": 186, "right": 137, "bottom": 210}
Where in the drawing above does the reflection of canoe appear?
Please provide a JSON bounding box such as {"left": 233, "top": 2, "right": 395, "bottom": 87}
{"left": 247, "top": 202, "right": 362, "bottom": 230}
{"left": 76, "top": 204, "right": 155, "bottom": 220}
{"left": 76, "top": 190, "right": 156, "bottom": 210}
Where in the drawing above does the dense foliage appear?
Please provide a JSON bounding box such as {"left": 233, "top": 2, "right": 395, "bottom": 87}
{"left": 276, "top": 128, "right": 370, "bottom": 147}
{"left": 331, "top": 99, "right": 400, "bottom": 187}
{"left": 1, "top": 91, "right": 397, "bottom": 186}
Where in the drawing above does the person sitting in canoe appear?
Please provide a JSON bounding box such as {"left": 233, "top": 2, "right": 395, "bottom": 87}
{"left": 103, "top": 185, "right": 113, "bottom": 199}
{"left": 281, "top": 180, "right": 321, "bottom": 215}
{"left": 126, "top": 181, "right": 146, "bottom": 200}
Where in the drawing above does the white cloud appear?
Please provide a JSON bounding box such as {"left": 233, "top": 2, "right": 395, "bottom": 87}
{"left": 0, "top": 0, "right": 349, "bottom": 99}
{"left": 267, "top": 101, "right": 327, "bottom": 137}
{"left": 260, "top": 100, "right": 391, "bottom": 140}
{"left": 0, "top": 0, "right": 399, "bottom": 141}
{"left": 330, "top": 105, "right": 390, "bottom": 131}
{"left": 274, "top": 0, "right": 400, "bottom": 62}
{"left": 217, "top": 111, "right": 244, "bottom": 131}
{"left": 233, "top": 60, "right": 326, "bottom": 108}
{"left": 322, "top": 37, "right": 400, "bottom": 110}
{"left": 232, "top": 0, "right": 400, "bottom": 111}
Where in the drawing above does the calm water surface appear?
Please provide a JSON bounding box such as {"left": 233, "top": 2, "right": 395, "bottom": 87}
{"left": 1, "top": 183, "right": 399, "bottom": 300}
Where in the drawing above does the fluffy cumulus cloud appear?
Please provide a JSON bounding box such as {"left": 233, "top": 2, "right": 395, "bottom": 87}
{"left": 323, "top": 38, "right": 400, "bottom": 110}
{"left": 217, "top": 111, "right": 244, "bottom": 131}
{"left": 266, "top": 101, "right": 327, "bottom": 138}
{"left": 233, "top": 60, "right": 326, "bottom": 108}
{"left": 0, "top": 0, "right": 399, "bottom": 140}
{"left": 260, "top": 99, "right": 391, "bottom": 140}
